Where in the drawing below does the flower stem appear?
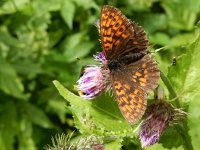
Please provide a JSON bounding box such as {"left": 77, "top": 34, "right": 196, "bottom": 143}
{"left": 160, "top": 71, "right": 180, "bottom": 108}
{"left": 160, "top": 71, "right": 193, "bottom": 150}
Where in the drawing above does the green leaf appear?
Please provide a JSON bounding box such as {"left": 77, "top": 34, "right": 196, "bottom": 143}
{"left": 53, "top": 80, "right": 137, "bottom": 137}
{"left": 0, "top": 57, "right": 25, "bottom": 99}
{"left": 105, "top": 138, "right": 123, "bottom": 150}
{"left": 0, "top": 27, "right": 25, "bottom": 49}
{"left": 0, "top": 101, "right": 19, "bottom": 150}
{"left": 167, "top": 23, "right": 200, "bottom": 102}
{"left": 25, "top": 103, "right": 54, "bottom": 129}
{"left": 159, "top": 126, "right": 184, "bottom": 149}
{"left": 147, "top": 144, "right": 184, "bottom": 150}
{"left": 61, "top": 33, "right": 94, "bottom": 62}
{"left": 12, "top": 59, "right": 43, "bottom": 79}
{"left": 188, "top": 92, "right": 200, "bottom": 150}
{"left": 0, "top": 0, "right": 29, "bottom": 15}
{"left": 168, "top": 22, "right": 200, "bottom": 150}
{"left": 168, "top": 29, "right": 199, "bottom": 48}
{"left": 149, "top": 32, "right": 171, "bottom": 46}
{"left": 162, "top": 0, "right": 200, "bottom": 30}
{"left": 125, "top": 0, "right": 159, "bottom": 11}
{"left": 18, "top": 117, "right": 37, "bottom": 150}
{"left": 73, "top": 0, "right": 98, "bottom": 10}
{"left": 137, "top": 14, "right": 167, "bottom": 34}
{"left": 60, "top": 0, "right": 75, "bottom": 29}
{"left": 32, "top": 0, "right": 61, "bottom": 12}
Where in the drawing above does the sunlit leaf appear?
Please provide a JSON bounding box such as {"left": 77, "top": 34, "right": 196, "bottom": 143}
{"left": 53, "top": 80, "right": 137, "bottom": 137}
{"left": 168, "top": 22, "right": 200, "bottom": 150}
{"left": 0, "top": 0, "right": 29, "bottom": 15}
{"left": 168, "top": 23, "right": 200, "bottom": 102}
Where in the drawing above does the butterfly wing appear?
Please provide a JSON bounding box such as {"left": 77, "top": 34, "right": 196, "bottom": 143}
{"left": 110, "top": 55, "right": 160, "bottom": 123}
{"left": 100, "top": 5, "right": 148, "bottom": 60}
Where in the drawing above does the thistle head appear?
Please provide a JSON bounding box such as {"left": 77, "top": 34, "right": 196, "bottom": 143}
{"left": 94, "top": 52, "right": 107, "bottom": 65}
{"left": 77, "top": 65, "right": 108, "bottom": 100}
{"left": 139, "top": 100, "right": 186, "bottom": 148}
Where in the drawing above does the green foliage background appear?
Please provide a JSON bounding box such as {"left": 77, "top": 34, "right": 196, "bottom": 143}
{"left": 0, "top": 0, "right": 200, "bottom": 149}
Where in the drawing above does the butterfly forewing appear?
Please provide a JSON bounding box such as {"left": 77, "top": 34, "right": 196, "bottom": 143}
{"left": 100, "top": 5, "right": 148, "bottom": 60}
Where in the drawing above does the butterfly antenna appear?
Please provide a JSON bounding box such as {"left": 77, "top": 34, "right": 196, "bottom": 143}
{"left": 93, "top": 19, "right": 100, "bottom": 33}
{"left": 154, "top": 46, "right": 167, "bottom": 53}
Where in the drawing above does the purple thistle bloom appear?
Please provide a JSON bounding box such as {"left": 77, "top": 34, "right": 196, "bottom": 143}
{"left": 94, "top": 52, "right": 107, "bottom": 65}
{"left": 77, "top": 65, "right": 108, "bottom": 100}
{"left": 139, "top": 101, "right": 186, "bottom": 148}
{"left": 92, "top": 144, "right": 105, "bottom": 150}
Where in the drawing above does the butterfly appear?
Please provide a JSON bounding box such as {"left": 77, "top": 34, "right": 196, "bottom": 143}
{"left": 99, "top": 5, "right": 160, "bottom": 123}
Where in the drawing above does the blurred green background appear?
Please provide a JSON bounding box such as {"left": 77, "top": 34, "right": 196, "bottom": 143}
{"left": 0, "top": 0, "right": 200, "bottom": 149}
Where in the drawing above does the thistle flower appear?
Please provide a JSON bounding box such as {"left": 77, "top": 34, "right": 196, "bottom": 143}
{"left": 139, "top": 100, "right": 186, "bottom": 148}
{"left": 77, "top": 65, "right": 108, "bottom": 100}
{"left": 91, "top": 144, "right": 105, "bottom": 150}
{"left": 94, "top": 52, "right": 107, "bottom": 65}
{"left": 45, "top": 133, "right": 105, "bottom": 150}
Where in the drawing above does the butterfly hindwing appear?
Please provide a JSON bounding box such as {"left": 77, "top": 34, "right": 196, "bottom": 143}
{"left": 127, "top": 54, "right": 160, "bottom": 92}
{"left": 110, "top": 55, "right": 159, "bottom": 123}
{"left": 111, "top": 69, "right": 147, "bottom": 123}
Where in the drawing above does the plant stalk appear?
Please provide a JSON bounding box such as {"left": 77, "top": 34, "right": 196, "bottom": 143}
{"left": 160, "top": 71, "right": 193, "bottom": 150}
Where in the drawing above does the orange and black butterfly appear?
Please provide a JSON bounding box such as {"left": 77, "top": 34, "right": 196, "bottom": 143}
{"left": 99, "top": 5, "right": 160, "bottom": 123}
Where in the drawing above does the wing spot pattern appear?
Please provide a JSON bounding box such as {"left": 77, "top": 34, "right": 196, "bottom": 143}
{"left": 135, "top": 72, "right": 142, "bottom": 77}
{"left": 142, "top": 63, "right": 146, "bottom": 68}
{"left": 139, "top": 77, "right": 146, "bottom": 83}
{"left": 134, "top": 89, "right": 139, "bottom": 95}
{"left": 140, "top": 82, "right": 146, "bottom": 87}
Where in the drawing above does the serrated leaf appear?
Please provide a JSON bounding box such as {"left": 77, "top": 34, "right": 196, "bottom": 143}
{"left": 105, "top": 138, "right": 123, "bottom": 150}
{"left": 53, "top": 80, "right": 137, "bottom": 137}
{"left": 159, "top": 126, "right": 184, "bottom": 149}
{"left": 147, "top": 144, "right": 184, "bottom": 150}
{"left": 60, "top": 0, "right": 75, "bottom": 29}
{"left": 188, "top": 92, "right": 200, "bottom": 150}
